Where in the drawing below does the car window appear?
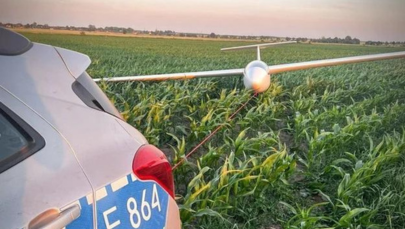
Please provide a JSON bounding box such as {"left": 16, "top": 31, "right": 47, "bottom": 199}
{"left": 0, "top": 103, "right": 45, "bottom": 173}
{"left": 72, "top": 72, "right": 122, "bottom": 119}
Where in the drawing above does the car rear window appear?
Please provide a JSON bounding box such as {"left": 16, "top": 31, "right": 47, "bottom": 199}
{"left": 0, "top": 103, "right": 45, "bottom": 173}
{"left": 72, "top": 72, "right": 122, "bottom": 119}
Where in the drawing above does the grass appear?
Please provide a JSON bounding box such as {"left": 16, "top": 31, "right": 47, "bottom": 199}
{"left": 25, "top": 32, "right": 405, "bottom": 228}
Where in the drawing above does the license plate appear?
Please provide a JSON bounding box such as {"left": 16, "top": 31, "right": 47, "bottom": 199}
{"left": 97, "top": 174, "right": 169, "bottom": 229}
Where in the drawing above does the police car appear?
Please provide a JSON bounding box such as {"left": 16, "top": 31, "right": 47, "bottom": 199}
{"left": 0, "top": 27, "right": 181, "bottom": 228}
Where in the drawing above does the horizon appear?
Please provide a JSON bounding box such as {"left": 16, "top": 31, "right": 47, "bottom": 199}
{"left": 5, "top": 22, "right": 404, "bottom": 43}
{"left": 1, "top": 0, "right": 405, "bottom": 42}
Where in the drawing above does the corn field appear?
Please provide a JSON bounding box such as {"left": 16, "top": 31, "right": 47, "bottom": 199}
{"left": 26, "top": 33, "right": 405, "bottom": 229}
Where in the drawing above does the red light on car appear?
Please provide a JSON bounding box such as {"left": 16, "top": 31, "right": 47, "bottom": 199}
{"left": 132, "top": 144, "right": 175, "bottom": 198}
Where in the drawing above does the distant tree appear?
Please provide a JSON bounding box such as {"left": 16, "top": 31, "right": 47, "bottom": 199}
{"left": 88, "top": 24, "right": 96, "bottom": 31}
{"left": 296, "top": 37, "right": 308, "bottom": 42}
{"left": 31, "top": 22, "right": 37, "bottom": 28}
{"left": 209, "top": 32, "right": 216, "bottom": 38}
{"left": 344, "top": 35, "right": 352, "bottom": 44}
{"left": 352, "top": 38, "right": 360, "bottom": 44}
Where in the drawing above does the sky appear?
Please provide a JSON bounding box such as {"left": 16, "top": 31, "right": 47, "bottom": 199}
{"left": 1, "top": 0, "right": 405, "bottom": 41}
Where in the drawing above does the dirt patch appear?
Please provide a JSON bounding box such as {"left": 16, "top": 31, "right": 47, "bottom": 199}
{"left": 161, "top": 145, "right": 175, "bottom": 162}
{"left": 291, "top": 162, "right": 306, "bottom": 183}
{"left": 278, "top": 129, "right": 294, "bottom": 149}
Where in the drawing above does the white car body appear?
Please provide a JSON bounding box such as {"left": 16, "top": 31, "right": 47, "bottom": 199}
{"left": 0, "top": 27, "right": 180, "bottom": 229}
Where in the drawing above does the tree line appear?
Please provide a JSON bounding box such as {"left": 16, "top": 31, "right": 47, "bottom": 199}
{"left": 286, "top": 35, "right": 404, "bottom": 46}
{"left": 286, "top": 36, "right": 361, "bottom": 44}
{"left": 2, "top": 22, "right": 404, "bottom": 46}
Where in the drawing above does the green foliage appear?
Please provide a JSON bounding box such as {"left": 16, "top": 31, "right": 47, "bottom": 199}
{"left": 25, "top": 33, "right": 405, "bottom": 228}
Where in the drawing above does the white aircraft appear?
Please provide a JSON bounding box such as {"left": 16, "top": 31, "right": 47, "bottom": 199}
{"left": 93, "top": 41, "right": 405, "bottom": 94}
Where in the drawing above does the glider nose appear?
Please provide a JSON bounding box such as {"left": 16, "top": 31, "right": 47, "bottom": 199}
{"left": 243, "top": 60, "right": 271, "bottom": 93}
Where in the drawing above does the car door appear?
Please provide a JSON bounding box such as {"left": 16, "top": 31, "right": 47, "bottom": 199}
{"left": 0, "top": 88, "right": 94, "bottom": 229}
